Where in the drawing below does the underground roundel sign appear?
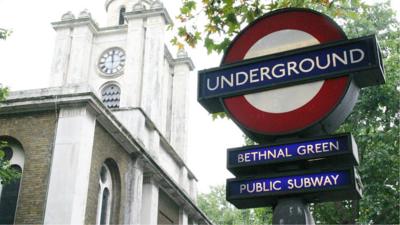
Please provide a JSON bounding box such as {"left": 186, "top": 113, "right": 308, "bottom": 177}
{"left": 198, "top": 8, "right": 384, "bottom": 142}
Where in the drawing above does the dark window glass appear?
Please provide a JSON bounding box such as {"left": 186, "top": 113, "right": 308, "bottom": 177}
{"left": 0, "top": 165, "right": 22, "bottom": 225}
{"left": 100, "top": 166, "right": 107, "bottom": 183}
{"left": 119, "top": 7, "right": 126, "bottom": 25}
{"left": 100, "top": 188, "right": 110, "bottom": 225}
{"left": 1, "top": 147, "right": 13, "bottom": 161}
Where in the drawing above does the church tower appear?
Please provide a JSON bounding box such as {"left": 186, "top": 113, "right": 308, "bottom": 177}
{"left": 49, "top": 0, "right": 193, "bottom": 162}
{"left": 0, "top": 0, "right": 210, "bottom": 224}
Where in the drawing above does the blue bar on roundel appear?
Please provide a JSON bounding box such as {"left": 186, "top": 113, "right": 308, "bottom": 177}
{"left": 201, "top": 42, "right": 367, "bottom": 98}
{"left": 199, "top": 36, "right": 381, "bottom": 100}
{"left": 198, "top": 35, "right": 384, "bottom": 113}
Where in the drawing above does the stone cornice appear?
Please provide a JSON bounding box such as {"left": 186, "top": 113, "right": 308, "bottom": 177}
{"left": 174, "top": 57, "right": 195, "bottom": 71}
{"left": 51, "top": 17, "right": 100, "bottom": 33}
{"left": 115, "top": 106, "right": 198, "bottom": 181}
{"left": 98, "top": 24, "right": 128, "bottom": 33}
{"left": 52, "top": 17, "right": 130, "bottom": 36}
{"left": 165, "top": 46, "right": 196, "bottom": 71}
{"left": 124, "top": 7, "right": 173, "bottom": 25}
{"left": 105, "top": 0, "right": 153, "bottom": 12}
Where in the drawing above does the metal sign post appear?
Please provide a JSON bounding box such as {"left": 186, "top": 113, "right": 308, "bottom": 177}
{"left": 197, "top": 8, "right": 384, "bottom": 224}
{"left": 272, "top": 198, "right": 315, "bottom": 224}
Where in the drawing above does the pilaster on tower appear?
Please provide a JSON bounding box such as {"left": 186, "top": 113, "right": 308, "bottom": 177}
{"left": 170, "top": 49, "right": 195, "bottom": 162}
{"left": 124, "top": 1, "right": 172, "bottom": 131}
{"left": 49, "top": 10, "right": 98, "bottom": 87}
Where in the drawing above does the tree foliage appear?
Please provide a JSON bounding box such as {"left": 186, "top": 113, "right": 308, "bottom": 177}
{"left": 0, "top": 88, "right": 19, "bottom": 185}
{"left": 313, "top": 2, "right": 400, "bottom": 223}
{"left": 172, "top": 0, "right": 369, "bottom": 53}
{"left": 178, "top": 0, "right": 400, "bottom": 224}
{"left": 198, "top": 185, "right": 273, "bottom": 225}
{"left": 0, "top": 28, "right": 10, "bottom": 99}
{"left": 0, "top": 142, "right": 20, "bottom": 185}
{"left": 0, "top": 28, "right": 11, "bottom": 40}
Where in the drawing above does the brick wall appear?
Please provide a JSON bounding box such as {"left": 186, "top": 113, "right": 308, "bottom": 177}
{"left": 85, "top": 123, "right": 131, "bottom": 224}
{"left": 0, "top": 111, "right": 57, "bottom": 224}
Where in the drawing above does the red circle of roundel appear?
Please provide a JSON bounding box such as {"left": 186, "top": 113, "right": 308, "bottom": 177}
{"left": 222, "top": 9, "right": 349, "bottom": 135}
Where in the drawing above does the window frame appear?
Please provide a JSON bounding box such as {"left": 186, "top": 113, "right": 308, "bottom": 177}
{"left": 96, "top": 164, "right": 113, "bottom": 225}
{"left": 118, "top": 6, "right": 126, "bottom": 25}
{"left": 100, "top": 82, "right": 121, "bottom": 109}
{"left": 0, "top": 138, "right": 25, "bottom": 224}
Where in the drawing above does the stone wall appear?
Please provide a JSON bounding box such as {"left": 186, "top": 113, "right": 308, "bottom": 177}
{"left": 85, "top": 122, "right": 131, "bottom": 224}
{"left": 158, "top": 190, "right": 180, "bottom": 224}
{"left": 0, "top": 111, "right": 57, "bottom": 224}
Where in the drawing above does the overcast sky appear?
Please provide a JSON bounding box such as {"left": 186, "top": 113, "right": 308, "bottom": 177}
{"left": 0, "top": 0, "right": 398, "bottom": 193}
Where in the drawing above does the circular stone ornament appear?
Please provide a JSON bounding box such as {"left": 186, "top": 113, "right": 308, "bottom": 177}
{"left": 221, "top": 8, "right": 360, "bottom": 143}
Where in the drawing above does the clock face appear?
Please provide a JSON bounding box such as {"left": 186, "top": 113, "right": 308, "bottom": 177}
{"left": 98, "top": 48, "right": 126, "bottom": 75}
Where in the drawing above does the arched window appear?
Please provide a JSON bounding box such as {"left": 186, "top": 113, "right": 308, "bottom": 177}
{"left": 118, "top": 7, "right": 126, "bottom": 25}
{"left": 101, "top": 84, "right": 121, "bottom": 109}
{"left": 96, "top": 164, "right": 113, "bottom": 225}
{"left": 95, "top": 159, "right": 121, "bottom": 225}
{"left": 100, "top": 188, "right": 110, "bottom": 224}
{"left": 0, "top": 139, "right": 24, "bottom": 225}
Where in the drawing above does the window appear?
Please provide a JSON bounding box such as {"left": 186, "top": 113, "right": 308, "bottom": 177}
{"left": 0, "top": 139, "right": 24, "bottom": 225}
{"left": 119, "top": 7, "right": 126, "bottom": 25}
{"left": 96, "top": 164, "right": 113, "bottom": 225}
{"left": 95, "top": 159, "right": 121, "bottom": 225}
{"left": 101, "top": 84, "right": 121, "bottom": 109}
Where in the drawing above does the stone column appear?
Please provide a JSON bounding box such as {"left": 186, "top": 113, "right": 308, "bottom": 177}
{"left": 65, "top": 12, "right": 96, "bottom": 85}
{"left": 170, "top": 50, "right": 194, "bottom": 162}
{"left": 179, "top": 208, "right": 189, "bottom": 225}
{"left": 140, "top": 177, "right": 159, "bottom": 225}
{"left": 124, "top": 158, "right": 144, "bottom": 225}
{"left": 189, "top": 178, "right": 198, "bottom": 202}
{"left": 140, "top": 5, "right": 171, "bottom": 129}
{"left": 180, "top": 166, "right": 189, "bottom": 194}
{"left": 123, "top": 6, "right": 146, "bottom": 108}
{"left": 43, "top": 106, "right": 97, "bottom": 224}
{"left": 49, "top": 12, "right": 74, "bottom": 87}
{"left": 147, "top": 127, "right": 160, "bottom": 161}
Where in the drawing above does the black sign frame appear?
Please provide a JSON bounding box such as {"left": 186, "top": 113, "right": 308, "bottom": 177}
{"left": 226, "top": 167, "right": 362, "bottom": 209}
{"left": 227, "top": 133, "right": 359, "bottom": 176}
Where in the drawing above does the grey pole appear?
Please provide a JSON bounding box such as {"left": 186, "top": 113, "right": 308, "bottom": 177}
{"left": 272, "top": 198, "right": 315, "bottom": 225}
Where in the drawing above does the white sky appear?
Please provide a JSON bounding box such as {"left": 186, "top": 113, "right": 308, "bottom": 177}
{"left": 0, "top": 0, "right": 398, "bottom": 193}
